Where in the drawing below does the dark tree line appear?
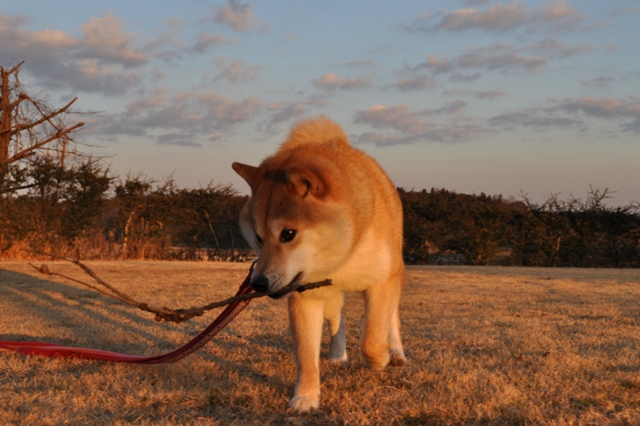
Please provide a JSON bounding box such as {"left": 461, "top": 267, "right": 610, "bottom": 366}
{"left": 1, "top": 159, "right": 638, "bottom": 267}
{"left": 400, "top": 187, "right": 640, "bottom": 267}
{"left": 0, "top": 159, "right": 250, "bottom": 260}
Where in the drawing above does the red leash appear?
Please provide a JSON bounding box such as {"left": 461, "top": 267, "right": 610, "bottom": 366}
{"left": 0, "top": 271, "right": 254, "bottom": 364}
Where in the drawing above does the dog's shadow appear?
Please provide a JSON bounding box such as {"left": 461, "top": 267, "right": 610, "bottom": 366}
{"left": 0, "top": 266, "right": 292, "bottom": 400}
{"left": 0, "top": 268, "right": 186, "bottom": 350}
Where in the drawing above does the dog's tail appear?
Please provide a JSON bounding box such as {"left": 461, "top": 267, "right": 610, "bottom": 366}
{"left": 280, "top": 115, "right": 348, "bottom": 150}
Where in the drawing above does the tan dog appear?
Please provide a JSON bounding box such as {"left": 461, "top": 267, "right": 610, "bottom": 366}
{"left": 232, "top": 116, "right": 406, "bottom": 412}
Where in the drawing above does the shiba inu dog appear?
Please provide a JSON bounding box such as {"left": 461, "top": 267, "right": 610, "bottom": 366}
{"left": 232, "top": 116, "right": 406, "bottom": 412}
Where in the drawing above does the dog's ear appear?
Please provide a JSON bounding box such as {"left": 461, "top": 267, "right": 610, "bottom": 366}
{"left": 285, "top": 163, "right": 326, "bottom": 198}
{"left": 232, "top": 162, "right": 262, "bottom": 193}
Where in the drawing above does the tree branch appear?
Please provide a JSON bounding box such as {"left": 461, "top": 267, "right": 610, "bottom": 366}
{"left": 5, "top": 61, "right": 25, "bottom": 76}
{"left": 8, "top": 96, "right": 79, "bottom": 135}
{"left": 22, "top": 249, "right": 332, "bottom": 323}
{"left": 0, "top": 182, "right": 37, "bottom": 194}
{"left": 7, "top": 121, "right": 84, "bottom": 163}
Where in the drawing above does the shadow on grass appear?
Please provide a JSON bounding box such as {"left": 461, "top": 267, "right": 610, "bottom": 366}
{"left": 0, "top": 267, "right": 294, "bottom": 411}
{"left": 0, "top": 268, "right": 257, "bottom": 360}
{"left": 0, "top": 269, "right": 187, "bottom": 349}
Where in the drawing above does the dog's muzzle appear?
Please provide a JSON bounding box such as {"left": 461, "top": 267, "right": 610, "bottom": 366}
{"left": 250, "top": 275, "right": 270, "bottom": 293}
{"left": 250, "top": 272, "right": 303, "bottom": 299}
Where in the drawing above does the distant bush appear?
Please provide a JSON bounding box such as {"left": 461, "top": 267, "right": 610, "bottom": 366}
{"left": 2, "top": 160, "right": 638, "bottom": 267}
{"left": 400, "top": 187, "right": 640, "bottom": 267}
{"left": 0, "top": 160, "right": 250, "bottom": 261}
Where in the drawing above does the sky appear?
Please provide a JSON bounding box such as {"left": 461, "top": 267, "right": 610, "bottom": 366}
{"left": 1, "top": 0, "right": 639, "bottom": 206}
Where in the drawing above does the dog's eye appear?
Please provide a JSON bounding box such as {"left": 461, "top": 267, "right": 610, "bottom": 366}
{"left": 255, "top": 234, "right": 263, "bottom": 244}
{"left": 280, "top": 229, "right": 297, "bottom": 243}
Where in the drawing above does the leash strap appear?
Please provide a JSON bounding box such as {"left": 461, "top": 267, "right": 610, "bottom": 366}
{"left": 0, "top": 271, "right": 254, "bottom": 364}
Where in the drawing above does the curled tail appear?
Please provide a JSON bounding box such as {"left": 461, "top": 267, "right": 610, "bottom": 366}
{"left": 280, "top": 116, "right": 349, "bottom": 150}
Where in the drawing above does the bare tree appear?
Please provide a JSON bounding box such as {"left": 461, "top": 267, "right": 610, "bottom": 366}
{"left": 0, "top": 61, "right": 85, "bottom": 173}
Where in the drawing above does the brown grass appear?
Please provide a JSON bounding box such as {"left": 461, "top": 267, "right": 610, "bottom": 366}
{"left": 1, "top": 261, "right": 639, "bottom": 425}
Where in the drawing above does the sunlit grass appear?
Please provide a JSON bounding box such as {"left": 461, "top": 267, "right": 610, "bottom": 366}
{"left": 1, "top": 261, "right": 639, "bottom": 424}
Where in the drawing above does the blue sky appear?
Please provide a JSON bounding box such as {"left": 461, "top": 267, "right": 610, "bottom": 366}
{"left": 1, "top": 0, "right": 639, "bottom": 205}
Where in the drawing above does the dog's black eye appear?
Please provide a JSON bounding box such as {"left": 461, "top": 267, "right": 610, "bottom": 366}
{"left": 255, "top": 234, "right": 263, "bottom": 244}
{"left": 280, "top": 229, "right": 297, "bottom": 243}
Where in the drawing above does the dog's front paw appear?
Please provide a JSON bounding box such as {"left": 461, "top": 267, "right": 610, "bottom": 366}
{"left": 288, "top": 396, "right": 319, "bottom": 413}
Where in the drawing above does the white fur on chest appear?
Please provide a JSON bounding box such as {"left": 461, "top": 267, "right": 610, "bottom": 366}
{"left": 326, "top": 227, "right": 393, "bottom": 293}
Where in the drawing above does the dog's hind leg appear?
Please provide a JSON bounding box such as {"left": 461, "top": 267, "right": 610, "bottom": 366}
{"left": 324, "top": 292, "right": 347, "bottom": 362}
{"left": 389, "top": 305, "right": 407, "bottom": 366}
{"left": 288, "top": 293, "right": 324, "bottom": 412}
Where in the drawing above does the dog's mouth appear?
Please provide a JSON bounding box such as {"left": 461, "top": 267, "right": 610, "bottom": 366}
{"left": 268, "top": 271, "right": 303, "bottom": 299}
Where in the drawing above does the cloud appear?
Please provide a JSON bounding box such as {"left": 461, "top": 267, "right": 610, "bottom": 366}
{"left": 256, "top": 97, "right": 330, "bottom": 138}
{"left": 214, "top": 57, "right": 259, "bottom": 83}
{"left": 84, "top": 114, "right": 147, "bottom": 140}
{"left": 346, "top": 60, "right": 377, "bottom": 67}
{"left": 193, "top": 31, "right": 236, "bottom": 53}
{"left": 87, "top": 87, "right": 263, "bottom": 145}
{"left": 312, "top": 72, "right": 373, "bottom": 91}
{"left": 125, "top": 86, "right": 169, "bottom": 116}
{"left": 352, "top": 102, "right": 485, "bottom": 146}
{"left": 213, "top": 1, "right": 260, "bottom": 32}
{"left": 580, "top": 76, "right": 613, "bottom": 89}
{"left": 0, "top": 12, "right": 146, "bottom": 96}
{"left": 354, "top": 102, "right": 467, "bottom": 133}
{"left": 164, "top": 16, "right": 184, "bottom": 26}
{"left": 536, "top": 0, "right": 587, "bottom": 32}
{"left": 433, "top": 100, "right": 468, "bottom": 114}
{"left": 406, "top": 0, "right": 590, "bottom": 34}
{"left": 350, "top": 132, "right": 419, "bottom": 147}
{"left": 142, "top": 28, "right": 189, "bottom": 63}
{"left": 267, "top": 102, "right": 309, "bottom": 125}
{"left": 156, "top": 133, "right": 203, "bottom": 147}
{"left": 75, "top": 13, "right": 146, "bottom": 67}
{"left": 521, "top": 38, "right": 593, "bottom": 59}
{"left": 557, "top": 97, "right": 640, "bottom": 123}
{"left": 64, "top": 61, "right": 143, "bottom": 95}
{"left": 411, "top": 55, "right": 454, "bottom": 74}
{"left": 0, "top": 13, "right": 74, "bottom": 66}
{"left": 354, "top": 104, "right": 427, "bottom": 134}
{"left": 457, "top": 43, "right": 547, "bottom": 73}
{"left": 488, "top": 109, "right": 584, "bottom": 130}
{"left": 488, "top": 96, "right": 640, "bottom": 135}
{"left": 134, "top": 92, "right": 200, "bottom": 130}
{"left": 391, "top": 74, "right": 437, "bottom": 92}
{"left": 423, "top": 2, "right": 531, "bottom": 33}
{"left": 465, "top": 0, "right": 491, "bottom": 6}
{"left": 198, "top": 92, "right": 262, "bottom": 126}
{"left": 444, "top": 89, "right": 508, "bottom": 99}
{"left": 449, "top": 72, "right": 481, "bottom": 82}
{"left": 351, "top": 122, "right": 490, "bottom": 147}
{"left": 312, "top": 73, "right": 341, "bottom": 88}
{"left": 266, "top": 97, "right": 327, "bottom": 126}
{"left": 409, "top": 40, "right": 592, "bottom": 77}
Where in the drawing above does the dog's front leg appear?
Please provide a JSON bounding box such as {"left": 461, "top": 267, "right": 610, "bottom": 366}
{"left": 287, "top": 293, "right": 324, "bottom": 412}
{"left": 361, "top": 269, "right": 405, "bottom": 370}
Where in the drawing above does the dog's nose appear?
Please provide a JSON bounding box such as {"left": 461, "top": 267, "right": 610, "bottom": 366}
{"left": 251, "top": 275, "right": 269, "bottom": 293}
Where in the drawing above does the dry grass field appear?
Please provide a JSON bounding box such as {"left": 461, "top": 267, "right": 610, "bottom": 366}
{"left": 1, "top": 261, "right": 639, "bottom": 425}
